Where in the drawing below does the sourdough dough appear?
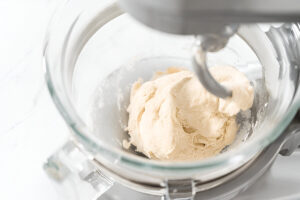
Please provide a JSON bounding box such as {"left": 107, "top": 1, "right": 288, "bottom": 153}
{"left": 124, "top": 66, "right": 254, "bottom": 161}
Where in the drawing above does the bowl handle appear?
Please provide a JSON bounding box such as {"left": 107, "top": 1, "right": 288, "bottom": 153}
{"left": 43, "top": 140, "right": 113, "bottom": 200}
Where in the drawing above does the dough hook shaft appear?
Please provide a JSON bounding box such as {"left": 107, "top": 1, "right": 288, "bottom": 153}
{"left": 193, "top": 39, "right": 232, "bottom": 99}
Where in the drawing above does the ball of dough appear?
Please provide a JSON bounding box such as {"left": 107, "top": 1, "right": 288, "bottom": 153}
{"left": 125, "top": 66, "right": 254, "bottom": 161}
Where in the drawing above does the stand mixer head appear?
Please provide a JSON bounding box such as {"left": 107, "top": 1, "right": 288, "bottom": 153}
{"left": 118, "top": 0, "right": 300, "bottom": 98}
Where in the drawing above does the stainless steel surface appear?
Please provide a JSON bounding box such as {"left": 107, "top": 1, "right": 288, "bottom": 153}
{"left": 118, "top": 0, "right": 300, "bottom": 35}
{"left": 199, "top": 24, "right": 239, "bottom": 52}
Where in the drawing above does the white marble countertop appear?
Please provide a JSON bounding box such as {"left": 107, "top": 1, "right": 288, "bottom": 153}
{"left": 0, "top": 1, "right": 67, "bottom": 199}
{"left": 1, "top": 1, "right": 300, "bottom": 200}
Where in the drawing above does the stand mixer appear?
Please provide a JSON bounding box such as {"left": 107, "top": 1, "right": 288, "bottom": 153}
{"left": 43, "top": 0, "right": 300, "bottom": 199}
{"left": 118, "top": 0, "right": 300, "bottom": 98}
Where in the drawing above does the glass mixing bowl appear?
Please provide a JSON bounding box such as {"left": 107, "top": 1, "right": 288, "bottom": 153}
{"left": 43, "top": 0, "right": 300, "bottom": 198}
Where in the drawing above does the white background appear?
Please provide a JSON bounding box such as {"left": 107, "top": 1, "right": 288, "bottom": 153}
{"left": 0, "top": 1, "right": 66, "bottom": 199}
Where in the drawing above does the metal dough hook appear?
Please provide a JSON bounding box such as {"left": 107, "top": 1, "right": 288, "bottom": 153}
{"left": 193, "top": 46, "right": 232, "bottom": 98}
{"left": 192, "top": 30, "right": 237, "bottom": 98}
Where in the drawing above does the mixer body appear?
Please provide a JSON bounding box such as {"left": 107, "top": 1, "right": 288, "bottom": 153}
{"left": 118, "top": 0, "right": 300, "bottom": 35}
{"left": 119, "top": 0, "right": 300, "bottom": 98}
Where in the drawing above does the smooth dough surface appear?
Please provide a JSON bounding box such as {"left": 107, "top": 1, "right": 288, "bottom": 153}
{"left": 124, "top": 66, "right": 254, "bottom": 161}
